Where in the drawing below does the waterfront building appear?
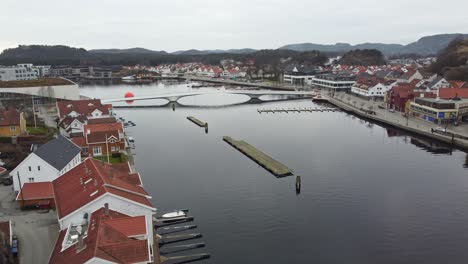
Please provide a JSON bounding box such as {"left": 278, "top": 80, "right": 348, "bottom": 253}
{"left": 10, "top": 135, "right": 82, "bottom": 192}
{"left": 351, "top": 77, "right": 395, "bottom": 98}
{"left": 49, "top": 208, "right": 153, "bottom": 264}
{"left": 283, "top": 65, "right": 322, "bottom": 85}
{"left": 51, "top": 158, "right": 156, "bottom": 262}
{"left": 409, "top": 98, "right": 459, "bottom": 124}
{"left": 311, "top": 74, "right": 356, "bottom": 90}
{"left": 0, "top": 78, "right": 80, "bottom": 101}
{"left": 0, "top": 64, "right": 38, "bottom": 81}
{"left": 71, "top": 122, "right": 126, "bottom": 158}
{"left": 57, "top": 99, "right": 114, "bottom": 137}
{"left": 0, "top": 108, "right": 26, "bottom": 137}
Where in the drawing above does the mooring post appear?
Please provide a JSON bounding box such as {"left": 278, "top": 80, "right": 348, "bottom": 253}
{"left": 295, "top": 175, "right": 301, "bottom": 194}
{"left": 205, "top": 123, "right": 209, "bottom": 134}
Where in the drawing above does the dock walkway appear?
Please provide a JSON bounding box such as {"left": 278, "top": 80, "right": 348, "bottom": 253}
{"left": 257, "top": 107, "right": 338, "bottom": 114}
{"left": 223, "top": 136, "right": 292, "bottom": 177}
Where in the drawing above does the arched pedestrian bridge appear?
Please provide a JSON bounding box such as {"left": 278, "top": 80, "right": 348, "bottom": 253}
{"left": 102, "top": 90, "right": 316, "bottom": 104}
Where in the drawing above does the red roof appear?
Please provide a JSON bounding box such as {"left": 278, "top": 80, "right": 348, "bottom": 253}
{"left": 0, "top": 221, "right": 11, "bottom": 245}
{"left": 0, "top": 108, "right": 21, "bottom": 127}
{"left": 16, "top": 182, "right": 54, "bottom": 201}
{"left": 84, "top": 123, "right": 124, "bottom": 144}
{"left": 57, "top": 100, "right": 111, "bottom": 119}
{"left": 439, "top": 88, "right": 468, "bottom": 99}
{"left": 52, "top": 158, "right": 153, "bottom": 219}
{"left": 449, "top": 81, "right": 466, "bottom": 89}
{"left": 71, "top": 136, "right": 87, "bottom": 148}
{"left": 50, "top": 208, "right": 150, "bottom": 264}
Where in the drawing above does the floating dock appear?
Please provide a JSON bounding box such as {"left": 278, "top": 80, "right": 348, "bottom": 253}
{"left": 257, "top": 107, "right": 338, "bottom": 114}
{"left": 223, "top": 136, "right": 292, "bottom": 177}
{"left": 187, "top": 116, "right": 207, "bottom": 127}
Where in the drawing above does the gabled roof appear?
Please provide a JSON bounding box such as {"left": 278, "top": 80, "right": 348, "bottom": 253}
{"left": 59, "top": 115, "right": 86, "bottom": 129}
{"left": 0, "top": 221, "right": 11, "bottom": 246}
{"left": 53, "top": 158, "right": 153, "bottom": 219}
{"left": 33, "top": 135, "right": 81, "bottom": 171}
{"left": 16, "top": 182, "right": 54, "bottom": 201}
{"left": 49, "top": 208, "right": 150, "bottom": 264}
{"left": 84, "top": 123, "right": 124, "bottom": 144}
{"left": 57, "top": 100, "right": 111, "bottom": 119}
{"left": 0, "top": 108, "right": 21, "bottom": 127}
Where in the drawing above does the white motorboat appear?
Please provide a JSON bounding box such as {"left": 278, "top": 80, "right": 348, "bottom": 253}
{"left": 162, "top": 210, "right": 187, "bottom": 219}
{"left": 122, "top": 76, "right": 136, "bottom": 81}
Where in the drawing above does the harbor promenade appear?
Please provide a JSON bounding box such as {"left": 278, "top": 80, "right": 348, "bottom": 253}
{"left": 327, "top": 92, "right": 468, "bottom": 151}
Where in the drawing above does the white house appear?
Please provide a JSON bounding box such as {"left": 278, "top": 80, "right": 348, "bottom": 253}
{"left": 351, "top": 82, "right": 394, "bottom": 98}
{"left": 11, "top": 135, "right": 82, "bottom": 191}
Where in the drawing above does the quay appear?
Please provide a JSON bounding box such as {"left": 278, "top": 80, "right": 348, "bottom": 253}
{"left": 184, "top": 76, "right": 300, "bottom": 91}
{"left": 223, "top": 136, "right": 292, "bottom": 177}
{"left": 258, "top": 107, "right": 338, "bottom": 114}
{"left": 187, "top": 116, "right": 208, "bottom": 127}
{"left": 327, "top": 96, "right": 468, "bottom": 152}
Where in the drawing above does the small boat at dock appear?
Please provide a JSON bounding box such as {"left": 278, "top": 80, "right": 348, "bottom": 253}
{"left": 312, "top": 94, "right": 329, "bottom": 102}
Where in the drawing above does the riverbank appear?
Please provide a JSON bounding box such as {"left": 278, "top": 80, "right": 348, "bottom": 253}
{"left": 326, "top": 95, "right": 468, "bottom": 152}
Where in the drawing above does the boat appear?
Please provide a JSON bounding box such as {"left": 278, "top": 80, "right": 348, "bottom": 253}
{"left": 312, "top": 94, "right": 329, "bottom": 102}
{"left": 122, "top": 76, "right": 136, "bottom": 81}
{"left": 161, "top": 210, "right": 187, "bottom": 219}
{"left": 128, "top": 136, "right": 135, "bottom": 143}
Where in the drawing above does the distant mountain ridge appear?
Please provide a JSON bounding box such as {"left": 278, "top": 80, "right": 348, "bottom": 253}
{"left": 89, "top": 48, "right": 167, "bottom": 54}
{"left": 279, "top": 34, "right": 468, "bottom": 55}
{"left": 172, "top": 48, "right": 257, "bottom": 55}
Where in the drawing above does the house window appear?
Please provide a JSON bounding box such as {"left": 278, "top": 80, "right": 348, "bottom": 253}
{"left": 37, "top": 166, "right": 40, "bottom": 171}
{"left": 93, "top": 146, "right": 102, "bottom": 156}
{"left": 28, "top": 177, "right": 34, "bottom": 183}
{"left": 28, "top": 166, "right": 31, "bottom": 171}
{"left": 111, "top": 146, "right": 119, "bottom": 152}
{"left": 10, "top": 126, "right": 16, "bottom": 132}
{"left": 83, "top": 147, "right": 89, "bottom": 154}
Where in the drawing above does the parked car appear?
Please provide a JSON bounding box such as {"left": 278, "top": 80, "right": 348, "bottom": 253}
{"left": 389, "top": 109, "right": 395, "bottom": 113}
{"left": 11, "top": 235, "right": 18, "bottom": 257}
{"left": 1, "top": 176, "right": 13, "bottom": 186}
{"left": 434, "top": 127, "right": 447, "bottom": 132}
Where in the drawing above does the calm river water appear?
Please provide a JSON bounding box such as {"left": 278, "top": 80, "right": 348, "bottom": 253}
{"left": 80, "top": 80, "right": 468, "bottom": 264}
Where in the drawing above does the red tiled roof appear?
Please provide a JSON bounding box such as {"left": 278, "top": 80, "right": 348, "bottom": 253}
{"left": 71, "top": 136, "right": 87, "bottom": 148}
{"left": 439, "top": 88, "right": 468, "bottom": 99}
{"left": 50, "top": 208, "right": 150, "bottom": 264}
{"left": 86, "top": 117, "right": 117, "bottom": 124}
{"left": 84, "top": 123, "right": 124, "bottom": 144}
{"left": 0, "top": 108, "right": 21, "bottom": 127}
{"left": 16, "top": 182, "right": 54, "bottom": 201}
{"left": 449, "top": 81, "right": 466, "bottom": 89}
{"left": 53, "top": 158, "right": 153, "bottom": 219}
{"left": 0, "top": 221, "right": 11, "bottom": 245}
{"left": 57, "top": 100, "right": 111, "bottom": 119}
{"left": 102, "top": 215, "right": 146, "bottom": 237}
{"left": 59, "top": 115, "right": 86, "bottom": 128}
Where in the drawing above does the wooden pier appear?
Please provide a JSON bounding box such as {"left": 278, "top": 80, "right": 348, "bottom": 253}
{"left": 257, "top": 107, "right": 338, "bottom": 114}
{"left": 187, "top": 116, "right": 207, "bottom": 127}
{"left": 223, "top": 136, "right": 292, "bottom": 177}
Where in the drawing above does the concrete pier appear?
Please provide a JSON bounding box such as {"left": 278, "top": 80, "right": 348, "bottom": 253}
{"left": 223, "top": 136, "right": 292, "bottom": 177}
{"left": 257, "top": 107, "right": 338, "bottom": 114}
{"left": 187, "top": 116, "right": 207, "bottom": 127}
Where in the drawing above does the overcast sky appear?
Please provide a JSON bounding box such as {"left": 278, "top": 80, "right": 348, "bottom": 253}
{"left": 1, "top": 0, "right": 467, "bottom": 52}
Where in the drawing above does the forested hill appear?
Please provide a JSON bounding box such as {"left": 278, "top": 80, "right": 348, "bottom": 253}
{"left": 430, "top": 38, "right": 468, "bottom": 81}
{"left": 338, "top": 49, "right": 386, "bottom": 66}
{"left": 0, "top": 45, "right": 328, "bottom": 70}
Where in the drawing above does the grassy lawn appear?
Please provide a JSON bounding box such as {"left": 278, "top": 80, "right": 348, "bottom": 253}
{"left": 94, "top": 153, "right": 128, "bottom": 164}
{"left": 27, "top": 126, "right": 49, "bottom": 135}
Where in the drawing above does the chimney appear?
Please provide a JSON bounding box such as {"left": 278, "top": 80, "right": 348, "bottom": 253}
{"left": 104, "top": 203, "right": 109, "bottom": 216}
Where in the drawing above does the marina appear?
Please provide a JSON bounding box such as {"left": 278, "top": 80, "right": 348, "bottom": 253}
{"left": 80, "top": 81, "right": 468, "bottom": 264}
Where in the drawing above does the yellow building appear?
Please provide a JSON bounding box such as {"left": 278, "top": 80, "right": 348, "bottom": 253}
{"left": 0, "top": 108, "right": 26, "bottom": 136}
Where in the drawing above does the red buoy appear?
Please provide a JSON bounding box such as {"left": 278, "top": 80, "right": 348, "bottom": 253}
{"left": 124, "top": 91, "right": 134, "bottom": 104}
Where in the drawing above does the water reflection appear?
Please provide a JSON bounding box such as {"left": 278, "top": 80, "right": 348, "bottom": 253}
{"left": 385, "top": 128, "right": 454, "bottom": 155}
